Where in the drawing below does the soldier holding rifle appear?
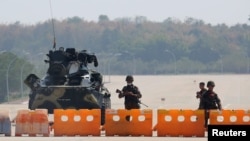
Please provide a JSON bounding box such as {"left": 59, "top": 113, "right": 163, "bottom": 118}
{"left": 201, "top": 80, "right": 222, "bottom": 129}
{"left": 116, "top": 75, "right": 143, "bottom": 110}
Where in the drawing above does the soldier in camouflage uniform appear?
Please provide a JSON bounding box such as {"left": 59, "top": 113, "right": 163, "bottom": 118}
{"left": 196, "top": 82, "right": 207, "bottom": 109}
{"left": 201, "top": 81, "right": 222, "bottom": 128}
{"left": 118, "top": 75, "right": 142, "bottom": 110}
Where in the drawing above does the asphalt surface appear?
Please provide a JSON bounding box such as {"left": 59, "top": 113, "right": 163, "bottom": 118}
{"left": 2, "top": 74, "right": 250, "bottom": 140}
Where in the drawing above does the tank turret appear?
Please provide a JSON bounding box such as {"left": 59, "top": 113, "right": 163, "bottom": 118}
{"left": 24, "top": 47, "right": 111, "bottom": 114}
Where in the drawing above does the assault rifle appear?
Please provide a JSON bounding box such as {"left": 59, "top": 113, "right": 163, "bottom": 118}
{"left": 116, "top": 89, "right": 148, "bottom": 107}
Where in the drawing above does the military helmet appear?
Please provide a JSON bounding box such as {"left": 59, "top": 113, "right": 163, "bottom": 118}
{"left": 125, "top": 75, "right": 134, "bottom": 81}
{"left": 207, "top": 81, "right": 215, "bottom": 87}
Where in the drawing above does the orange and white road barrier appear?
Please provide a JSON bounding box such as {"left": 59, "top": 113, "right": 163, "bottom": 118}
{"left": 154, "top": 109, "right": 205, "bottom": 137}
{"left": 15, "top": 109, "right": 49, "bottom": 136}
{"left": 210, "top": 109, "right": 250, "bottom": 125}
{"left": 53, "top": 109, "right": 101, "bottom": 136}
{"left": 104, "top": 109, "right": 153, "bottom": 136}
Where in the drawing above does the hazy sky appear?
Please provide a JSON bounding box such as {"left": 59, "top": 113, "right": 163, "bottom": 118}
{"left": 0, "top": 0, "right": 249, "bottom": 26}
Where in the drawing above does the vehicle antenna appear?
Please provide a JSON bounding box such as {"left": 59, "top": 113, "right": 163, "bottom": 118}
{"left": 49, "top": 0, "right": 56, "bottom": 50}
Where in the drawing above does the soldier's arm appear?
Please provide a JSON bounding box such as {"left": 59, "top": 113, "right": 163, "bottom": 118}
{"left": 200, "top": 93, "right": 207, "bottom": 109}
{"left": 216, "top": 95, "right": 222, "bottom": 110}
{"left": 124, "top": 86, "right": 141, "bottom": 98}
{"left": 118, "top": 90, "right": 124, "bottom": 98}
{"left": 117, "top": 87, "right": 127, "bottom": 98}
{"left": 123, "top": 91, "right": 135, "bottom": 96}
{"left": 196, "top": 91, "right": 201, "bottom": 98}
{"left": 121, "top": 90, "right": 139, "bottom": 97}
{"left": 218, "top": 102, "right": 222, "bottom": 110}
{"left": 134, "top": 86, "right": 142, "bottom": 98}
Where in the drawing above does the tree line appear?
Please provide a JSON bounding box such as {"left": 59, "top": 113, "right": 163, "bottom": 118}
{"left": 0, "top": 15, "right": 250, "bottom": 102}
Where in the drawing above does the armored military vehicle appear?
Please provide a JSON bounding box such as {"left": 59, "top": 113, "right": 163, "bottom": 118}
{"left": 24, "top": 47, "right": 111, "bottom": 114}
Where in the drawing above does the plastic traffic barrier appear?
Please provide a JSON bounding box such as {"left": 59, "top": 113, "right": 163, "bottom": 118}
{"left": 104, "top": 109, "right": 153, "bottom": 136}
{"left": 53, "top": 109, "right": 101, "bottom": 136}
{"left": 0, "top": 109, "right": 11, "bottom": 136}
{"left": 210, "top": 109, "right": 250, "bottom": 125}
{"left": 15, "top": 109, "right": 49, "bottom": 136}
{"left": 154, "top": 109, "right": 205, "bottom": 137}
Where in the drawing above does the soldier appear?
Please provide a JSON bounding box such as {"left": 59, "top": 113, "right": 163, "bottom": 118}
{"left": 201, "top": 80, "right": 222, "bottom": 128}
{"left": 196, "top": 82, "right": 207, "bottom": 109}
{"left": 116, "top": 75, "right": 142, "bottom": 121}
